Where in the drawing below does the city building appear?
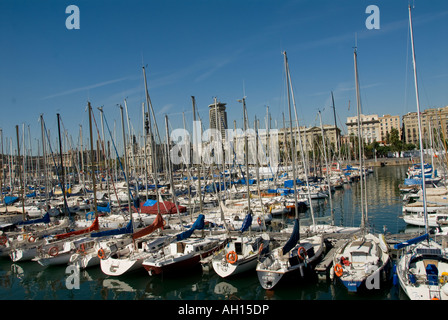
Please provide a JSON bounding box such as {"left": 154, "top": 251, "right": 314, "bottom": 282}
{"left": 379, "top": 114, "right": 401, "bottom": 143}
{"left": 402, "top": 105, "right": 448, "bottom": 145}
{"left": 209, "top": 100, "right": 228, "bottom": 140}
{"left": 345, "top": 114, "right": 380, "bottom": 144}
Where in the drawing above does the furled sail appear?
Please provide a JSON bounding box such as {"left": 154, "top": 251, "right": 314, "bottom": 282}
{"left": 282, "top": 218, "right": 300, "bottom": 255}
{"left": 53, "top": 216, "right": 99, "bottom": 240}
{"left": 240, "top": 213, "right": 253, "bottom": 232}
{"left": 15, "top": 212, "right": 51, "bottom": 226}
{"left": 90, "top": 219, "right": 133, "bottom": 238}
{"left": 176, "top": 214, "right": 205, "bottom": 241}
{"left": 132, "top": 212, "right": 165, "bottom": 240}
{"left": 393, "top": 233, "right": 429, "bottom": 250}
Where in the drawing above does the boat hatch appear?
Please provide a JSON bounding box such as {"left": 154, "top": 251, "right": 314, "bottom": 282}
{"left": 176, "top": 242, "right": 186, "bottom": 253}
{"left": 235, "top": 242, "right": 242, "bottom": 254}
{"left": 416, "top": 248, "right": 441, "bottom": 256}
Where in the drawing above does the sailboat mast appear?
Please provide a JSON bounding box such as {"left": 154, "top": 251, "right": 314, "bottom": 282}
{"left": 331, "top": 91, "right": 341, "bottom": 160}
{"left": 409, "top": 5, "right": 428, "bottom": 234}
{"left": 319, "top": 110, "right": 334, "bottom": 226}
{"left": 165, "top": 115, "right": 184, "bottom": 228}
{"left": 119, "top": 105, "right": 133, "bottom": 224}
{"left": 40, "top": 115, "right": 49, "bottom": 203}
{"left": 15, "top": 125, "right": 25, "bottom": 220}
{"left": 142, "top": 66, "right": 161, "bottom": 216}
{"left": 283, "top": 51, "right": 299, "bottom": 220}
{"left": 88, "top": 103, "right": 98, "bottom": 219}
{"left": 191, "top": 96, "right": 203, "bottom": 213}
{"left": 57, "top": 113, "right": 70, "bottom": 217}
{"left": 353, "top": 48, "right": 365, "bottom": 230}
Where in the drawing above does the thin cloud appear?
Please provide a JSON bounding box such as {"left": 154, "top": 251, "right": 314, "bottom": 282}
{"left": 42, "top": 76, "right": 132, "bottom": 100}
{"left": 157, "top": 103, "right": 174, "bottom": 115}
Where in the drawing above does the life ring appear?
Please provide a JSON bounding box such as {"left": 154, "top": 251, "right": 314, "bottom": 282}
{"left": 297, "top": 246, "right": 307, "bottom": 260}
{"left": 0, "top": 236, "right": 8, "bottom": 245}
{"left": 226, "top": 251, "right": 238, "bottom": 264}
{"left": 334, "top": 263, "right": 343, "bottom": 277}
{"left": 48, "top": 246, "right": 59, "bottom": 257}
{"left": 257, "top": 217, "right": 262, "bottom": 225}
{"left": 97, "top": 248, "right": 106, "bottom": 260}
{"left": 28, "top": 236, "right": 36, "bottom": 243}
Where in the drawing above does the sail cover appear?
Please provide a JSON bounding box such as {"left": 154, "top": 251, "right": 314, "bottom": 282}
{"left": 53, "top": 216, "right": 99, "bottom": 240}
{"left": 90, "top": 219, "right": 133, "bottom": 238}
{"left": 97, "top": 202, "right": 111, "bottom": 213}
{"left": 176, "top": 214, "right": 205, "bottom": 241}
{"left": 132, "top": 212, "right": 165, "bottom": 240}
{"left": 393, "top": 233, "right": 429, "bottom": 250}
{"left": 282, "top": 218, "right": 300, "bottom": 255}
{"left": 15, "top": 212, "right": 51, "bottom": 226}
{"left": 240, "top": 213, "right": 253, "bottom": 232}
{"left": 4, "top": 196, "right": 19, "bottom": 205}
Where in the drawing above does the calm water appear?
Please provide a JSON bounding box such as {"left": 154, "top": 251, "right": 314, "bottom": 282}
{"left": 0, "top": 165, "right": 413, "bottom": 301}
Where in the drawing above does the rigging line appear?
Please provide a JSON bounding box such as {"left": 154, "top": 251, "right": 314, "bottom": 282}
{"left": 42, "top": 118, "right": 70, "bottom": 217}
{"left": 403, "top": 13, "right": 411, "bottom": 115}
{"left": 102, "top": 111, "right": 135, "bottom": 203}
{"left": 90, "top": 108, "right": 121, "bottom": 209}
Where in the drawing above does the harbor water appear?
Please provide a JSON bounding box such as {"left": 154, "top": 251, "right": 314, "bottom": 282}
{"left": 0, "top": 165, "right": 418, "bottom": 301}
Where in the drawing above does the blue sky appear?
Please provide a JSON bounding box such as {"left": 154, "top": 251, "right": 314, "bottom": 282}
{"left": 0, "top": 0, "right": 447, "bottom": 153}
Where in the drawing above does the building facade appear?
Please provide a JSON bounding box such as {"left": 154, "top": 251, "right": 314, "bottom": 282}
{"left": 346, "top": 114, "right": 380, "bottom": 144}
{"left": 402, "top": 105, "right": 448, "bottom": 145}
{"left": 209, "top": 101, "right": 228, "bottom": 140}
{"left": 379, "top": 114, "right": 401, "bottom": 142}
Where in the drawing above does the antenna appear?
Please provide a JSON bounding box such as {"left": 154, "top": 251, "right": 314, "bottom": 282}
{"left": 353, "top": 32, "right": 358, "bottom": 51}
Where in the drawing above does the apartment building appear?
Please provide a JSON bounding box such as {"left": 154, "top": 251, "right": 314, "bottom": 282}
{"left": 379, "top": 114, "right": 401, "bottom": 142}
{"left": 402, "top": 105, "right": 448, "bottom": 145}
{"left": 346, "top": 114, "right": 380, "bottom": 144}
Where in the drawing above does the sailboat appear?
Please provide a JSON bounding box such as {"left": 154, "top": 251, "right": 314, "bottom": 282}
{"left": 142, "top": 214, "right": 228, "bottom": 276}
{"left": 68, "top": 218, "right": 134, "bottom": 269}
{"left": 331, "top": 45, "right": 390, "bottom": 293}
{"left": 394, "top": 5, "right": 448, "bottom": 300}
{"left": 256, "top": 52, "right": 324, "bottom": 290}
{"left": 99, "top": 211, "right": 168, "bottom": 275}
{"left": 99, "top": 102, "right": 169, "bottom": 276}
{"left": 212, "top": 101, "right": 269, "bottom": 278}
{"left": 32, "top": 215, "right": 100, "bottom": 266}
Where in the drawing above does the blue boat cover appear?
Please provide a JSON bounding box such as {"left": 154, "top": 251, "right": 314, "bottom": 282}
{"left": 97, "top": 203, "right": 111, "bottom": 213}
{"left": 90, "top": 219, "right": 133, "bottom": 238}
{"left": 4, "top": 196, "right": 19, "bottom": 205}
{"left": 15, "top": 212, "right": 51, "bottom": 226}
{"left": 240, "top": 213, "right": 253, "bottom": 232}
{"left": 393, "top": 233, "right": 429, "bottom": 250}
{"left": 283, "top": 179, "right": 303, "bottom": 188}
{"left": 282, "top": 218, "right": 300, "bottom": 255}
{"left": 176, "top": 214, "right": 205, "bottom": 241}
{"left": 143, "top": 199, "right": 157, "bottom": 207}
{"left": 404, "top": 178, "right": 422, "bottom": 186}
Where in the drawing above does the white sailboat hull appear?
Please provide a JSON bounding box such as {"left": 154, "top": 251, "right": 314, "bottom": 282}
{"left": 212, "top": 253, "right": 259, "bottom": 278}
{"left": 10, "top": 247, "right": 39, "bottom": 262}
{"left": 100, "top": 256, "right": 145, "bottom": 276}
